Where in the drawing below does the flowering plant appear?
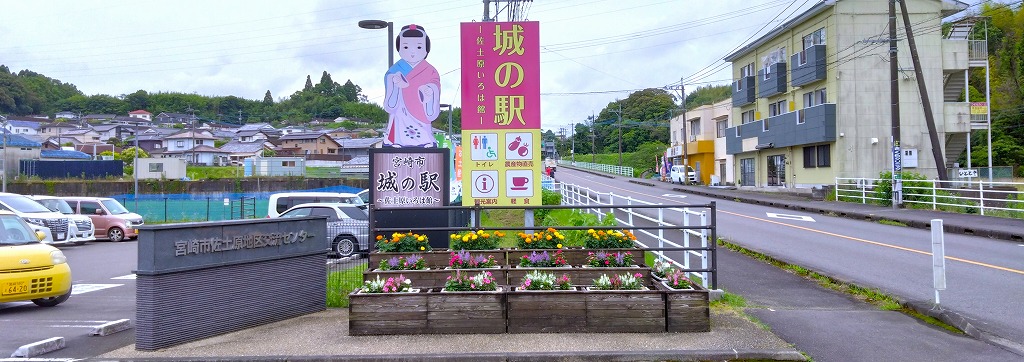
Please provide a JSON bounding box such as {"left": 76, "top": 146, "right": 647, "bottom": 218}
{"left": 518, "top": 250, "right": 568, "bottom": 267}
{"left": 663, "top": 269, "right": 693, "bottom": 289}
{"left": 592, "top": 272, "right": 644, "bottom": 290}
{"left": 519, "top": 270, "right": 573, "bottom": 290}
{"left": 449, "top": 229, "right": 504, "bottom": 250}
{"left": 449, "top": 250, "right": 498, "bottom": 269}
{"left": 375, "top": 231, "right": 431, "bottom": 253}
{"left": 581, "top": 229, "right": 637, "bottom": 249}
{"left": 651, "top": 259, "right": 673, "bottom": 279}
{"left": 378, "top": 254, "right": 427, "bottom": 271}
{"left": 443, "top": 270, "right": 499, "bottom": 291}
{"left": 516, "top": 227, "right": 565, "bottom": 249}
{"left": 362, "top": 274, "right": 413, "bottom": 293}
{"left": 586, "top": 251, "right": 634, "bottom": 267}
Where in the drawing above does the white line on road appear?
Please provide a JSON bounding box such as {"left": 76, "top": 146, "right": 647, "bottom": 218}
{"left": 70, "top": 284, "right": 123, "bottom": 295}
{"left": 661, "top": 193, "right": 687, "bottom": 198}
{"left": 110, "top": 274, "right": 136, "bottom": 280}
{"left": 765, "top": 213, "right": 816, "bottom": 222}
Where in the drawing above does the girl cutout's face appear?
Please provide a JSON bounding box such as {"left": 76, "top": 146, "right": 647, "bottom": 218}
{"left": 398, "top": 36, "right": 427, "bottom": 64}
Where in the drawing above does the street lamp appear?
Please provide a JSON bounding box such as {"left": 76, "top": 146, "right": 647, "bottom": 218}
{"left": 358, "top": 20, "right": 394, "bottom": 66}
{"left": 440, "top": 103, "right": 453, "bottom": 141}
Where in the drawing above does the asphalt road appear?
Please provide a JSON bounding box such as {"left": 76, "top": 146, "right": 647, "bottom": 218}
{"left": 555, "top": 168, "right": 1024, "bottom": 357}
{"left": 0, "top": 240, "right": 137, "bottom": 358}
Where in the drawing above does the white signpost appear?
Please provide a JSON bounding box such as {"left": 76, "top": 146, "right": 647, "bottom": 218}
{"left": 931, "top": 219, "right": 946, "bottom": 306}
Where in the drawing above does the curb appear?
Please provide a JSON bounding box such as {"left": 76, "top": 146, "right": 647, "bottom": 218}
{"left": 11, "top": 336, "right": 65, "bottom": 358}
{"left": 91, "top": 319, "right": 133, "bottom": 336}
{"left": 904, "top": 300, "right": 1024, "bottom": 357}
{"left": 86, "top": 349, "right": 808, "bottom": 362}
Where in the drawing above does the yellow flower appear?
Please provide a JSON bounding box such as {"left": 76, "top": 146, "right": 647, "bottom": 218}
{"left": 525, "top": 239, "right": 532, "bottom": 244}
{"left": 417, "top": 236, "right": 425, "bottom": 241}
{"left": 471, "top": 234, "right": 478, "bottom": 240}
{"left": 419, "top": 246, "right": 425, "bottom": 250}
{"left": 476, "top": 230, "right": 484, "bottom": 235}
{"left": 556, "top": 243, "right": 562, "bottom": 248}
{"left": 462, "top": 236, "right": 470, "bottom": 242}
{"left": 375, "top": 235, "right": 383, "bottom": 240}
{"left": 450, "top": 234, "right": 458, "bottom": 239}
{"left": 587, "top": 228, "right": 595, "bottom": 233}
{"left": 557, "top": 234, "right": 564, "bottom": 240}
{"left": 545, "top": 235, "right": 552, "bottom": 240}
{"left": 392, "top": 232, "right": 400, "bottom": 238}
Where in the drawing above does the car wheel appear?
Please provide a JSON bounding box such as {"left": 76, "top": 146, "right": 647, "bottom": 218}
{"left": 334, "top": 236, "right": 357, "bottom": 257}
{"left": 32, "top": 290, "right": 71, "bottom": 307}
{"left": 108, "top": 227, "right": 125, "bottom": 242}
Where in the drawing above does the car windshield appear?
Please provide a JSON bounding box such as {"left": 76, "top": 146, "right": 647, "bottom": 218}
{"left": 101, "top": 199, "right": 131, "bottom": 215}
{"left": 280, "top": 208, "right": 312, "bottom": 218}
{"left": 0, "top": 195, "right": 52, "bottom": 213}
{"left": 37, "top": 199, "right": 74, "bottom": 214}
{"left": 339, "top": 207, "right": 369, "bottom": 221}
{"left": 0, "top": 214, "right": 39, "bottom": 245}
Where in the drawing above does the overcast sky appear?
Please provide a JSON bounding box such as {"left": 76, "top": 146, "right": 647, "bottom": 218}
{"left": 0, "top": 0, "right": 990, "bottom": 131}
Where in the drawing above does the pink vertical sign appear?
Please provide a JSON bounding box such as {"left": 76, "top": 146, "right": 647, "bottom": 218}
{"left": 460, "top": 21, "right": 540, "bottom": 130}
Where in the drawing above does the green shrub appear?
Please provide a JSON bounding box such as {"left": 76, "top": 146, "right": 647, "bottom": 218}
{"left": 533, "top": 188, "right": 562, "bottom": 223}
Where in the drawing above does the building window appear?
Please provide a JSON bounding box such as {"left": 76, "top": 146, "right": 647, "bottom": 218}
{"left": 741, "top": 110, "right": 755, "bottom": 124}
{"left": 768, "top": 100, "right": 787, "bottom": 117}
{"left": 737, "top": 63, "right": 754, "bottom": 90}
{"left": 149, "top": 163, "right": 164, "bottom": 172}
{"left": 176, "top": 140, "right": 184, "bottom": 147}
{"left": 804, "top": 89, "right": 827, "bottom": 108}
{"left": 803, "top": 145, "right": 831, "bottom": 168}
{"left": 767, "top": 154, "right": 786, "bottom": 186}
{"left": 716, "top": 120, "right": 727, "bottom": 138}
{"left": 672, "top": 130, "right": 677, "bottom": 143}
{"left": 799, "top": 28, "right": 826, "bottom": 65}
{"left": 689, "top": 120, "right": 700, "bottom": 139}
{"left": 282, "top": 161, "right": 296, "bottom": 167}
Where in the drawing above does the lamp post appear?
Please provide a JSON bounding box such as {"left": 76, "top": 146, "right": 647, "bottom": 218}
{"left": 358, "top": 20, "right": 395, "bottom": 66}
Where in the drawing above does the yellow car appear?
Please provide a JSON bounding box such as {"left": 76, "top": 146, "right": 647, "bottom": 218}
{"left": 0, "top": 211, "right": 72, "bottom": 307}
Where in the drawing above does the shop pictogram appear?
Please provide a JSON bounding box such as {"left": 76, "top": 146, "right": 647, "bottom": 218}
{"left": 505, "top": 132, "right": 533, "bottom": 160}
{"left": 505, "top": 169, "right": 533, "bottom": 197}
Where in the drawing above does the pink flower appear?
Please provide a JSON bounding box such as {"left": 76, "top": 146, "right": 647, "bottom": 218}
{"left": 634, "top": 273, "right": 642, "bottom": 278}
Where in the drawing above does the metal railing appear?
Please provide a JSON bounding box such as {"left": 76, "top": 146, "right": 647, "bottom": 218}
{"left": 835, "top": 177, "right": 1024, "bottom": 217}
{"left": 367, "top": 182, "right": 718, "bottom": 289}
{"left": 559, "top": 160, "right": 634, "bottom": 177}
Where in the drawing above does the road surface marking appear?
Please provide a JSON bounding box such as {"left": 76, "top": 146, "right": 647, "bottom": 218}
{"left": 111, "top": 274, "right": 136, "bottom": 280}
{"left": 662, "top": 193, "right": 687, "bottom": 198}
{"left": 71, "top": 284, "right": 123, "bottom": 295}
{"left": 766, "top": 213, "right": 815, "bottom": 222}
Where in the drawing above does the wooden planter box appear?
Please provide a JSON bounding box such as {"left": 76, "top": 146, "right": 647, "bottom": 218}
{"left": 508, "top": 266, "right": 651, "bottom": 287}
{"left": 583, "top": 288, "right": 666, "bottom": 333}
{"left": 510, "top": 248, "right": 642, "bottom": 267}
{"left": 426, "top": 288, "right": 506, "bottom": 334}
{"left": 365, "top": 268, "right": 508, "bottom": 289}
{"left": 656, "top": 281, "right": 711, "bottom": 332}
{"left": 506, "top": 288, "right": 586, "bottom": 333}
{"left": 348, "top": 290, "right": 427, "bottom": 335}
{"left": 370, "top": 250, "right": 508, "bottom": 269}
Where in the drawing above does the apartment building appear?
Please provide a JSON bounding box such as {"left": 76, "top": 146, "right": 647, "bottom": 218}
{"left": 723, "top": 0, "right": 977, "bottom": 189}
{"left": 668, "top": 99, "right": 732, "bottom": 185}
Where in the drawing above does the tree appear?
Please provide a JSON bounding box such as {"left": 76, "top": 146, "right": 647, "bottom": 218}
{"left": 340, "top": 80, "right": 362, "bottom": 102}
{"left": 263, "top": 90, "right": 273, "bottom": 105}
{"left": 303, "top": 75, "right": 313, "bottom": 91}
{"left": 116, "top": 147, "right": 150, "bottom": 176}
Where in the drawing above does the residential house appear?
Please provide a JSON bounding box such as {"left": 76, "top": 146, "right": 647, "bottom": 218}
{"left": 159, "top": 144, "right": 230, "bottom": 166}
{"left": 4, "top": 120, "right": 42, "bottom": 135}
{"left": 237, "top": 123, "right": 275, "bottom": 132}
{"left": 279, "top": 125, "right": 310, "bottom": 136}
{"left": 74, "top": 144, "right": 121, "bottom": 158}
{"left": 136, "top": 134, "right": 165, "bottom": 154}
{"left": 162, "top": 130, "right": 219, "bottom": 154}
{"left": 83, "top": 114, "right": 116, "bottom": 123}
{"left": 136, "top": 158, "right": 187, "bottom": 180}
{"left": 92, "top": 124, "right": 138, "bottom": 141}
{"left": 54, "top": 111, "right": 77, "bottom": 120}
{"left": 335, "top": 137, "right": 383, "bottom": 160}
{"left": 219, "top": 140, "right": 274, "bottom": 165}
{"left": 109, "top": 115, "right": 151, "bottom": 127}
{"left": 668, "top": 100, "right": 732, "bottom": 185}
{"left": 129, "top": 110, "right": 153, "bottom": 122}
{"left": 54, "top": 128, "right": 102, "bottom": 144}
{"left": 276, "top": 132, "right": 341, "bottom": 156}
{"left": 235, "top": 129, "right": 270, "bottom": 143}
{"left": 1, "top": 131, "right": 43, "bottom": 179}
{"left": 39, "top": 122, "right": 81, "bottom": 137}
{"left": 722, "top": 0, "right": 971, "bottom": 189}
{"left": 154, "top": 112, "right": 196, "bottom": 126}
{"left": 325, "top": 128, "right": 360, "bottom": 140}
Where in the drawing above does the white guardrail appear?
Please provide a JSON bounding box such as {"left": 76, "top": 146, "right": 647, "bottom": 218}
{"left": 835, "top": 177, "right": 1024, "bottom": 217}
{"left": 545, "top": 180, "right": 714, "bottom": 288}
{"left": 558, "top": 160, "right": 634, "bottom": 177}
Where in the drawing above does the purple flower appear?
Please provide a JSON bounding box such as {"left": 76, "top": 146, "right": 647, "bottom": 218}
{"left": 406, "top": 255, "right": 422, "bottom": 265}
{"left": 387, "top": 257, "right": 400, "bottom": 268}
{"left": 473, "top": 255, "right": 489, "bottom": 265}
{"left": 615, "top": 253, "right": 625, "bottom": 265}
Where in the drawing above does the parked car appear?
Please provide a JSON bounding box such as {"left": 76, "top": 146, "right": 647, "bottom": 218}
{"left": 669, "top": 165, "right": 697, "bottom": 184}
{"left": 30, "top": 195, "right": 96, "bottom": 245}
{"left": 0, "top": 211, "right": 73, "bottom": 307}
{"left": 62, "top": 197, "right": 144, "bottom": 242}
{"left": 274, "top": 203, "right": 368, "bottom": 257}
{"left": 357, "top": 189, "right": 370, "bottom": 204}
{"left": 267, "top": 192, "right": 364, "bottom": 218}
{"left": 0, "top": 192, "right": 71, "bottom": 245}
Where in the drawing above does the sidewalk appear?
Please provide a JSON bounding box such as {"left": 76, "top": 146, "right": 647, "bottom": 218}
{"left": 96, "top": 308, "right": 805, "bottom": 361}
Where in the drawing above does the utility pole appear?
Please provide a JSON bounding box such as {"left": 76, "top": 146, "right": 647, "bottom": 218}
{"left": 613, "top": 103, "right": 623, "bottom": 167}
{"left": 571, "top": 122, "right": 576, "bottom": 164}
{"left": 898, "top": 0, "right": 947, "bottom": 182}
{"left": 889, "top": 0, "right": 903, "bottom": 208}
{"left": 238, "top": 110, "right": 243, "bottom": 124}
{"left": 680, "top": 79, "right": 688, "bottom": 183}
{"left": 187, "top": 106, "right": 197, "bottom": 166}
{"left": 589, "top": 113, "right": 596, "bottom": 164}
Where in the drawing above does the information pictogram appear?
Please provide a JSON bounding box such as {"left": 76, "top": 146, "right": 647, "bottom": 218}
{"left": 471, "top": 170, "right": 499, "bottom": 198}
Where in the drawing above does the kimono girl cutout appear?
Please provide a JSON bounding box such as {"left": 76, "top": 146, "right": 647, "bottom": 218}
{"left": 383, "top": 24, "right": 441, "bottom": 147}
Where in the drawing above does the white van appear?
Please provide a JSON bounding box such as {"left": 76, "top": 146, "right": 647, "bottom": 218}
{"left": 0, "top": 193, "right": 71, "bottom": 245}
{"left": 30, "top": 195, "right": 96, "bottom": 245}
{"left": 669, "top": 165, "right": 697, "bottom": 184}
{"left": 267, "top": 192, "right": 364, "bottom": 218}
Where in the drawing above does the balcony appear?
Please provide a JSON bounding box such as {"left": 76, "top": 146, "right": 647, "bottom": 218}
{"left": 943, "top": 102, "right": 970, "bottom": 133}
{"left": 725, "top": 103, "right": 836, "bottom": 155}
{"left": 757, "top": 62, "right": 788, "bottom": 98}
{"left": 941, "top": 39, "right": 969, "bottom": 72}
{"left": 790, "top": 44, "right": 826, "bottom": 87}
{"left": 732, "top": 76, "right": 756, "bottom": 107}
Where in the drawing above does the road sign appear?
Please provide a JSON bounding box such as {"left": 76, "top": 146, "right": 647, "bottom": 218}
{"left": 958, "top": 169, "right": 978, "bottom": 178}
